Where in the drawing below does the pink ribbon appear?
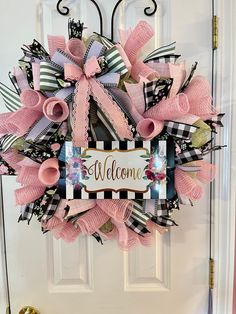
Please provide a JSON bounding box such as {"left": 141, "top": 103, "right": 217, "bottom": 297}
{"left": 122, "top": 21, "right": 160, "bottom": 82}
{"left": 175, "top": 160, "right": 216, "bottom": 201}
{"left": 64, "top": 55, "right": 133, "bottom": 146}
{"left": 38, "top": 158, "right": 60, "bottom": 186}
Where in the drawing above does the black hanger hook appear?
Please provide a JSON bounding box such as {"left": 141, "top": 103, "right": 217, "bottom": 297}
{"left": 56, "top": 0, "right": 70, "bottom": 16}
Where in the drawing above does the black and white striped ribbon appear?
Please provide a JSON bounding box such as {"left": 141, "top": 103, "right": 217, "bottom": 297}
{"left": 0, "top": 82, "right": 21, "bottom": 111}
{"left": 105, "top": 46, "right": 128, "bottom": 76}
{"left": 40, "top": 61, "right": 62, "bottom": 92}
{"left": 8, "top": 72, "right": 21, "bottom": 95}
{"left": 143, "top": 42, "right": 176, "bottom": 63}
{"left": 126, "top": 216, "right": 150, "bottom": 236}
{"left": 147, "top": 54, "right": 181, "bottom": 64}
{"left": 0, "top": 134, "right": 20, "bottom": 152}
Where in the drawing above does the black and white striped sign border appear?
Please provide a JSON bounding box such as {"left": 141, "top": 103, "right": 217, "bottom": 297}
{"left": 66, "top": 141, "right": 167, "bottom": 200}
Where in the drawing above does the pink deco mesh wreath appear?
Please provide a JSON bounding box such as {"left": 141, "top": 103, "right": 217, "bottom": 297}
{"left": 0, "top": 19, "right": 225, "bottom": 249}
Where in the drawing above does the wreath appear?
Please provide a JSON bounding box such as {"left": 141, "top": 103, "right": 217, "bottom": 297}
{"left": 0, "top": 19, "right": 225, "bottom": 249}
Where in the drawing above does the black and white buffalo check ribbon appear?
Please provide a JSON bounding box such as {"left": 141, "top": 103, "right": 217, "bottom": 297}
{"left": 41, "top": 193, "right": 61, "bottom": 222}
{"left": 18, "top": 203, "right": 35, "bottom": 224}
{"left": 175, "top": 148, "right": 203, "bottom": 165}
{"left": 164, "top": 121, "right": 198, "bottom": 140}
{"left": 126, "top": 217, "right": 150, "bottom": 236}
{"left": 143, "top": 78, "right": 173, "bottom": 110}
{"left": 146, "top": 200, "right": 178, "bottom": 227}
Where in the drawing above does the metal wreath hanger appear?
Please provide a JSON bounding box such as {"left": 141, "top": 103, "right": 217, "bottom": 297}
{"left": 56, "top": 0, "right": 158, "bottom": 40}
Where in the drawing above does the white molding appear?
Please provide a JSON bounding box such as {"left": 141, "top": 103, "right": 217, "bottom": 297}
{"left": 0, "top": 178, "right": 9, "bottom": 313}
{"left": 213, "top": 0, "right": 236, "bottom": 313}
{"left": 47, "top": 234, "right": 94, "bottom": 293}
{"left": 124, "top": 231, "right": 170, "bottom": 291}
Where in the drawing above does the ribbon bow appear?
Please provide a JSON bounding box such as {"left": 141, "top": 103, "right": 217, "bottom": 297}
{"left": 37, "top": 38, "right": 133, "bottom": 146}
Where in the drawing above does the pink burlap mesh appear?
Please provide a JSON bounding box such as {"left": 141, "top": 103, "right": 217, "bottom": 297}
{"left": 6, "top": 107, "right": 42, "bottom": 136}
{"left": 65, "top": 200, "right": 96, "bottom": 218}
{"left": 169, "top": 63, "right": 186, "bottom": 97}
{"left": 76, "top": 205, "right": 110, "bottom": 235}
{"left": 146, "top": 62, "right": 186, "bottom": 97}
{"left": 189, "top": 185, "right": 203, "bottom": 200}
{"left": 136, "top": 118, "right": 164, "bottom": 140}
{"left": 59, "top": 223, "right": 81, "bottom": 243}
{"left": 54, "top": 199, "right": 68, "bottom": 221}
{"left": 42, "top": 216, "right": 62, "bottom": 231}
{"left": 96, "top": 200, "right": 132, "bottom": 223}
{"left": 111, "top": 220, "right": 128, "bottom": 248}
{"left": 147, "top": 62, "right": 171, "bottom": 78}
{"left": 195, "top": 160, "right": 216, "bottom": 184}
{"left": 131, "top": 61, "right": 159, "bottom": 82}
{"left": 48, "top": 221, "right": 68, "bottom": 239}
{"left": 17, "top": 166, "right": 42, "bottom": 186}
{"left": 139, "top": 232, "right": 154, "bottom": 247}
{"left": 1, "top": 149, "right": 22, "bottom": 171}
{"left": 20, "top": 89, "right": 46, "bottom": 111}
{"left": 124, "top": 21, "right": 154, "bottom": 64}
{"left": 109, "top": 87, "right": 143, "bottom": 123}
{"left": 17, "top": 157, "right": 40, "bottom": 168}
{"left": 47, "top": 35, "right": 66, "bottom": 57}
{"left": 175, "top": 168, "right": 203, "bottom": 200}
{"left": 13, "top": 67, "right": 30, "bottom": 91}
{"left": 0, "top": 112, "right": 13, "bottom": 134}
{"left": 15, "top": 185, "right": 45, "bottom": 205}
{"left": 124, "top": 82, "right": 146, "bottom": 116}
{"left": 43, "top": 97, "right": 69, "bottom": 122}
{"left": 184, "top": 76, "right": 217, "bottom": 119}
{"left": 119, "top": 228, "right": 139, "bottom": 250}
{"left": 65, "top": 38, "right": 86, "bottom": 65}
{"left": 38, "top": 158, "right": 60, "bottom": 186}
{"left": 174, "top": 114, "right": 199, "bottom": 125}
{"left": 144, "top": 93, "right": 190, "bottom": 121}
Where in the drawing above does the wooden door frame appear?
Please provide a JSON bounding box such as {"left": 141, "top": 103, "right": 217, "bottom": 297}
{"left": 0, "top": 0, "right": 235, "bottom": 313}
{"left": 0, "top": 177, "right": 9, "bottom": 313}
{"left": 212, "top": 0, "right": 236, "bottom": 313}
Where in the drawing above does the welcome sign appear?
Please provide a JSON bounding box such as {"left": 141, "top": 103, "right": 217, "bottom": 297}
{"left": 61, "top": 140, "right": 175, "bottom": 200}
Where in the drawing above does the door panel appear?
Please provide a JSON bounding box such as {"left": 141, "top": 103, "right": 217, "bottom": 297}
{"left": 0, "top": 0, "right": 212, "bottom": 313}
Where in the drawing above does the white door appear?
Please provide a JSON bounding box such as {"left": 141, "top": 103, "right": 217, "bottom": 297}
{"left": 0, "top": 0, "right": 213, "bottom": 313}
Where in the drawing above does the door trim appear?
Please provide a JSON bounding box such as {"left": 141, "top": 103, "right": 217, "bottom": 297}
{"left": 213, "top": 0, "right": 236, "bottom": 313}
{"left": 0, "top": 177, "right": 10, "bottom": 313}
